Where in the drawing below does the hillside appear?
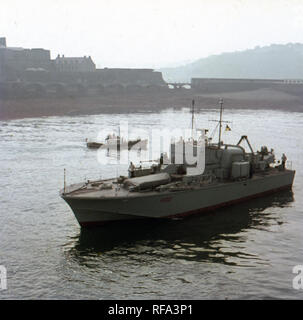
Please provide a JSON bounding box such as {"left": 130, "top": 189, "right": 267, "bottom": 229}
{"left": 160, "top": 43, "right": 303, "bottom": 82}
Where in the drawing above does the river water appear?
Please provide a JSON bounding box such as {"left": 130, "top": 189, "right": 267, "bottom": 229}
{"left": 0, "top": 108, "right": 303, "bottom": 299}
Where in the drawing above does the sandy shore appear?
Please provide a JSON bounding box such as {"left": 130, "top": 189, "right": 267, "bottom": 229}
{"left": 1, "top": 88, "right": 303, "bottom": 121}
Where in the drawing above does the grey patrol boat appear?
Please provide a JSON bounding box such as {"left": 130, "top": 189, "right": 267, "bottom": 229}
{"left": 60, "top": 100, "right": 295, "bottom": 227}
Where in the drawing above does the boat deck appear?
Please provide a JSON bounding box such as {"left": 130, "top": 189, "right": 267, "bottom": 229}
{"left": 61, "top": 168, "right": 294, "bottom": 200}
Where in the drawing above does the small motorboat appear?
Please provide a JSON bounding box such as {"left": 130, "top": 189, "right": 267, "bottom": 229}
{"left": 86, "top": 141, "right": 104, "bottom": 149}
{"left": 86, "top": 134, "right": 147, "bottom": 150}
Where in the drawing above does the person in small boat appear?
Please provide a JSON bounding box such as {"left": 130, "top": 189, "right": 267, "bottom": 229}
{"left": 160, "top": 153, "right": 164, "bottom": 165}
{"left": 128, "top": 162, "right": 135, "bottom": 178}
{"left": 281, "top": 153, "right": 287, "bottom": 170}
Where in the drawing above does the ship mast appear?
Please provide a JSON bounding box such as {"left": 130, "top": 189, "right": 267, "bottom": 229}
{"left": 191, "top": 99, "right": 195, "bottom": 139}
{"left": 209, "top": 98, "right": 229, "bottom": 147}
{"left": 218, "top": 98, "right": 223, "bottom": 147}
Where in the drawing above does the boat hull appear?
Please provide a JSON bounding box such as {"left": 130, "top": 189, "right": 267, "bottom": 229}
{"left": 86, "top": 139, "right": 148, "bottom": 150}
{"left": 62, "top": 170, "right": 295, "bottom": 227}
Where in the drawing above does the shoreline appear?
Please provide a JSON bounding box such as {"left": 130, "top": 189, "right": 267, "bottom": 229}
{"left": 1, "top": 88, "right": 303, "bottom": 121}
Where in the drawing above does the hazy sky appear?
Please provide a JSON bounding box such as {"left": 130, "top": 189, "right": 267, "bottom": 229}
{"left": 1, "top": 0, "right": 303, "bottom": 68}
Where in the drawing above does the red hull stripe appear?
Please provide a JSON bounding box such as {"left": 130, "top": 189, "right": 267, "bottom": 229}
{"left": 160, "top": 197, "right": 173, "bottom": 202}
{"left": 79, "top": 184, "right": 292, "bottom": 227}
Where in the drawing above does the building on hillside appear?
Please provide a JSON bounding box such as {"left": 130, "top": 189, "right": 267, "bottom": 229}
{"left": 54, "top": 55, "right": 96, "bottom": 72}
{"left": 0, "top": 37, "right": 51, "bottom": 81}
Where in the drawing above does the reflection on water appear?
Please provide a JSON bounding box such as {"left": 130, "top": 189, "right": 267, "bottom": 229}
{"left": 66, "top": 190, "right": 294, "bottom": 267}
